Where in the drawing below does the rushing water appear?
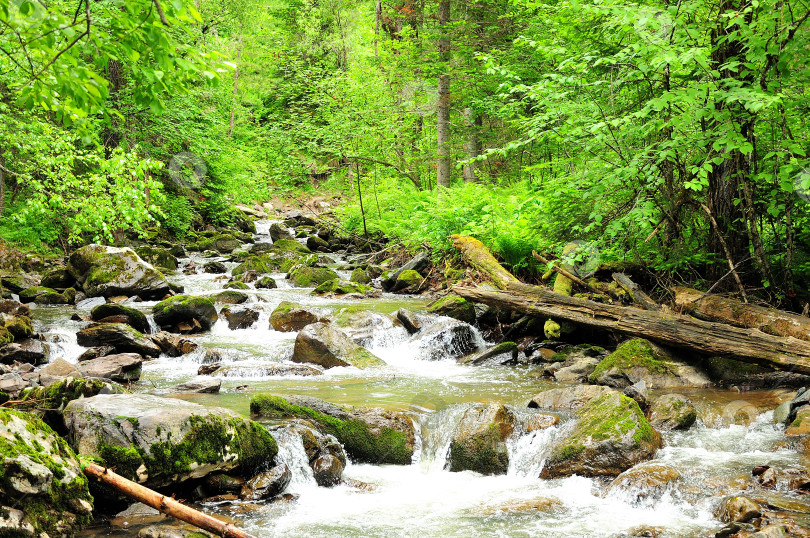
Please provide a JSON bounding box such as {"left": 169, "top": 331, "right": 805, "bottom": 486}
{"left": 31, "top": 221, "right": 808, "bottom": 537}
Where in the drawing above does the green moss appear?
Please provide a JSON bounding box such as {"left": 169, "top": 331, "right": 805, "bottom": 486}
{"left": 0, "top": 326, "right": 14, "bottom": 345}
{"left": 350, "top": 268, "right": 372, "bottom": 284}
{"left": 427, "top": 294, "right": 475, "bottom": 323}
{"left": 225, "top": 281, "right": 249, "bottom": 290}
{"left": 273, "top": 238, "right": 311, "bottom": 254}
{"left": 589, "top": 339, "right": 672, "bottom": 383}
{"left": 289, "top": 266, "right": 339, "bottom": 287}
{"left": 250, "top": 395, "right": 410, "bottom": 465}
{"left": 448, "top": 429, "right": 509, "bottom": 475}
{"left": 18, "top": 378, "right": 124, "bottom": 413}
{"left": 312, "top": 278, "right": 369, "bottom": 296}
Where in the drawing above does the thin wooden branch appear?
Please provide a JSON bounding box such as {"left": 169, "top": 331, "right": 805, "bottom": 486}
{"left": 83, "top": 464, "right": 257, "bottom": 538}
{"left": 612, "top": 272, "right": 661, "bottom": 310}
{"left": 531, "top": 251, "right": 600, "bottom": 294}
{"left": 152, "top": 0, "right": 170, "bottom": 26}
{"left": 700, "top": 203, "right": 748, "bottom": 303}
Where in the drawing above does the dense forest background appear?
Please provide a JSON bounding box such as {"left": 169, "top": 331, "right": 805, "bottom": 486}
{"left": 1, "top": 0, "right": 809, "bottom": 305}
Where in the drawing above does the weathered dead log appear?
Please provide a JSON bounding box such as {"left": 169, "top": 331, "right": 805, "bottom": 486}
{"left": 612, "top": 273, "right": 660, "bottom": 311}
{"left": 451, "top": 235, "right": 810, "bottom": 374}
{"left": 83, "top": 463, "right": 257, "bottom": 538}
{"left": 674, "top": 286, "right": 810, "bottom": 342}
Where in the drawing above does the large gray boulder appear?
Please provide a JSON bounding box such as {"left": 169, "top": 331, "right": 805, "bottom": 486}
{"left": 448, "top": 403, "right": 517, "bottom": 475}
{"left": 152, "top": 295, "right": 218, "bottom": 333}
{"left": 64, "top": 394, "right": 278, "bottom": 488}
{"left": 0, "top": 408, "right": 94, "bottom": 536}
{"left": 529, "top": 385, "right": 661, "bottom": 478}
{"left": 292, "top": 322, "right": 384, "bottom": 369}
{"left": 67, "top": 244, "right": 171, "bottom": 299}
{"left": 78, "top": 353, "right": 143, "bottom": 382}
{"left": 77, "top": 323, "right": 161, "bottom": 357}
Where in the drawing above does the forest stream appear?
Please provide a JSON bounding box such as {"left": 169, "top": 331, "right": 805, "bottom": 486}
{"left": 18, "top": 219, "right": 805, "bottom": 538}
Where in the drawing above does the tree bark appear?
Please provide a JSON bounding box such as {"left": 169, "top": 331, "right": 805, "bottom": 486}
{"left": 612, "top": 273, "right": 660, "bottom": 311}
{"left": 673, "top": 286, "right": 810, "bottom": 342}
{"left": 451, "top": 234, "right": 810, "bottom": 373}
{"left": 462, "top": 107, "right": 480, "bottom": 182}
{"left": 436, "top": 0, "right": 451, "bottom": 188}
{"left": 228, "top": 35, "right": 242, "bottom": 138}
{"left": 83, "top": 464, "right": 258, "bottom": 538}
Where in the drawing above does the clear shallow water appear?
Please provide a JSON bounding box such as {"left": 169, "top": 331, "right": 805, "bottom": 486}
{"left": 33, "top": 221, "right": 806, "bottom": 537}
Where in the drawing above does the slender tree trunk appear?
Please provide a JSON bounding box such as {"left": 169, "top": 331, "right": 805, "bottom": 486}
{"left": 228, "top": 36, "right": 243, "bottom": 138}
{"left": 0, "top": 147, "right": 5, "bottom": 218}
{"left": 436, "top": 0, "right": 451, "bottom": 188}
{"left": 375, "top": 0, "right": 381, "bottom": 57}
{"left": 102, "top": 60, "right": 123, "bottom": 156}
{"left": 462, "top": 107, "right": 480, "bottom": 183}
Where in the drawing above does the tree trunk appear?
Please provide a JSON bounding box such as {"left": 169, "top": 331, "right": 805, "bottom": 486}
{"left": 451, "top": 234, "right": 810, "bottom": 373}
{"left": 436, "top": 0, "right": 451, "bottom": 188}
{"left": 102, "top": 59, "right": 123, "bottom": 156}
{"left": 228, "top": 36, "right": 242, "bottom": 138}
{"left": 83, "top": 464, "right": 258, "bottom": 538}
{"left": 462, "top": 107, "right": 480, "bottom": 182}
{"left": 0, "top": 147, "right": 5, "bottom": 218}
{"left": 673, "top": 286, "right": 810, "bottom": 342}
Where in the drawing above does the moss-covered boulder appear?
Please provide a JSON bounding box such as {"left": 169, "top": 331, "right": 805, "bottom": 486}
{"left": 41, "top": 268, "right": 75, "bottom": 289}
{"left": 279, "top": 253, "right": 320, "bottom": 273}
{"left": 221, "top": 306, "right": 259, "bottom": 330}
{"left": 292, "top": 322, "right": 384, "bottom": 369}
{"left": 251, "top": 394, "right": 415, "bottom": 465}
{"left": 449, "top": 403, "right": 517, "bottom": 475}
{"left": 270, "top": 301, "right": 327, "bottom": 332}
{"left": 391, "top": 269, "right": 423, "bottom": 293}
{"left": 409, "top": 318, "right": 482, "bottom": 360}
{"left": 427, "top": 294, "right": 475, "bottom": 323}
{"left": 648, "top": 394, "right": 697, "bottom": 431}
{"left": 350, "top": 268, "right": 371, "bottom": 285}
{"left": 3, "top": 314, "right": 33, "bottom": 339}
{"left": 67, "top": 244, "right": 171, "bottom": 299}
{"left": 288, "top": 267, "right": 339, "bottom": 288}
{"left": 152, "top": 295, "right": 218, "bottom": 333}
{"left": 256, "top": 276, "right": 278, "bottom": 289}
{"left": 381, "top": 252, "right": 429, "bottom": 292}
{"left": 588, "top": 339, "right": 711, "bottom": 389}
{"left": 702, "top": 356, "right": 771, "bottom": 385}
{"left": 196, "top": 234, "right": 241, "bottom": 254}
{"left": 312, "top": 278, "right": 372, "bottom": 296}
{"left": 64, "top": 394, "right": 278, "bottom": 488}
{"left": 0, "top": 408, "right": 94, "bottom": 536}
{"left": 18, "top": 286, "right": 58, "bottom": 303}
{"left": 232, "top": 255, "right": 274, "bottom": 277}
{"left": 34, "top": 287, "right": 76, "bottom": 305}
{"left": 76, "top": 323, "right": 161, "bottom": 357}
{"left": 0, "top": 274, "right": 39, "bottom": 294}
{"left": 212, "top": 290, "right": 248, "bottom": 305}
{"left": 306, "top": 235, "right": 330, "bottom": 252}
{"left": 91, "top": 303, "right": 150, "bottom": 333}
{"left": 225, "top": 281, "right": 249, "bottom": 290}
{"left": 269, "top": 223, "right": 294, "bottom": 242}
{"left": 134, "top": 246, "right": 178, "bottom": 271}
{"left": 273, "top": 238, "right": 311, "bottom": 254}
{"left": 528, "top": 385, "right": 661, "bottom": 478}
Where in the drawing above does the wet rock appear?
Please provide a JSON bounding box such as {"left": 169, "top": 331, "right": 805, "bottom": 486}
{"left": 478, "top": 497, "right": 563, "bottom": 516}
{"left": 588, "top": 338, "right": 712, "bottom": 389}
{"left": 78, "top": 353, "right": 143, "bottom": 382}
{"left": 716, "top": 495, "right": 761, "bottom": 523}
{"left": 225, "top": 280, "right": 249, "bottom": 290}
{"left": 91, "top": 303, "right": 150, "bottom": 334}
{"left": 607, "top": 462, "right": 680, "bottom": 502}
{"left": 623, "top": 381, "right": 649, "bottom": 410}
{"left": 270, "top": 301, "right": 326, "bottom": 332}
{"left": 382, "top": 252, "right": 429, "bottom": 291}
{"left": 288, "top": 266, "right": 339, "bottom": 288}
{"left": 273, "top": 238, "right": 311, "bottom": 255}
{"left": 648, "top": 394, "right": 697, "bottom": 431}
{"left": 786, "top": 407, "right": 810, "bottom": 436}
{"left": 204, "top": 473, "right": 245, "bottom": 495}
{"left": 773, "top": 401, "right": 791, "bottom": 425}
{"left": 703, "top": 356, "right": 775, "bottom": 387}
{"left": 1, "top": 273, "right": 39, "bottom": 294}
{"left": 0, "top": 372, "right": 27, "bottom": 395}
{"left": 753, "top": 465, "right": 777, "bottom": 488}
{"left": 221, "top": 305, "right": 260, "bottom": 330}
{"left": 306, "top": 235, "right": 330, "bottom": 252}
{"left": 37, "top": 358, "right": 82, "bottom": 386}
{"left": 552, "top": 354, "right": 601, "bottom": 383}
{"left": 198, "top": 364, "right": 222, "bottom": 375}
{"left": 67, "top": 244, "right": 171, "bottom": 299}
{"left": 392, "top": 269, "right": 423, "bottom": 292}
{"left": 211, "top": 290, "right": 249, "bottom": 305}
{"left": 64, "top": 394, "right": 278, "bottom": 488}
{"left": 313, "top": 278, "right": 374, "bottom": 297}
{"left": 427, "top": 294, "right": 476, "bottom": 324}
{"left": 134, "top": 246, "right": 178, "bottom": 271}
{"left": 251, "top": 394, "right": 415, "bottom": 465}
{"left": 525, "top": 413, "right": 559, "bottom": 431}
{"left": 34, "top": 287, "right": 77, "bottom": 305}
{"left": 335, "top": 310, "right": 403, "bottom": 346}
{"left": 312, "top": 454, "right": 343, "bottom": 486}
{"left": 196, "top": 233, "right": 241, "bottom": 254}
{"left": 41, "top": 267, "right": 75, "bottom": 289}
{"left": 77, "top": 323, "right": 161, "bottom": 357}
{"left": 173, "top": 377, "right": 221, "bottom": 393}
{"left": 292, "top": 322, "right": 384, "bottom": 369}
{"left": 256, "top": 276, "right": 277, "bottom": 289}
{"left": 461, "top": 341, "right": 519, "bottom": 366}
{"left": 213, "top": 364, "right": 322, "bottom": 377}
{"left": 0, "top": 299, "right": 31, "bottom": 317}
{"left": 0, "top": 338, "right": 48, "bottom": 365}
{"left": 529, "top": 385, "right": 661, "bottom": 478}
{"left": 396, "top": 308, "right": 425, "bottom": 334}
{"left": 203, "top": 261, "right": 227, "bottom": 274}
{"left": 350, "top": 268, "right": 371, "bottom": 285}
{"left": 0, "top": 408, "right": 94, "bottom": 536}
{"left": 150, "top": 331, "right": 198, "bottom": 357}
{"left": 18, "top": 286, "right": 57, "bottom": 303}
{"left": 269, "top": 223, "right": 294, "bottom": 242}
{"left": 240, "top": 463, "right": 291, "bottom": 501}
{"left": 410, "top": 318, "right": 482, "bottom": 360}
{"left": 449, "top": 403, "right": 517, "bottom": 475}
{"left": 152, "top": 295, "right": 218, "bottom": 333}
{"left": 138, "top": 524, "right": 213, "bottom": 538}
{"left": 16, "top": 377, "right": 125, "bottom": 418}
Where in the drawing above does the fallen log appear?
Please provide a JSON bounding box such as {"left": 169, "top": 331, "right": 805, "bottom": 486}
{"left": 612, "top": 272, "right": 660, "bottom": 311}
{"left": 83, "top": 463, "right": 258, "bottom": 538}
{"left": 451, "top": 235, "right": 810, "bottom": 374}
{"left": 673, "top": 286, "right": 810, "bottom": 342}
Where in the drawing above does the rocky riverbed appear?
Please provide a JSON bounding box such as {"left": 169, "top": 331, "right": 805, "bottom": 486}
{"left": 2, "top": 208, "right": 810, "bottom": 538}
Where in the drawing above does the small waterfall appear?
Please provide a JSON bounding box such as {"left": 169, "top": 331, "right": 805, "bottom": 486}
{"left": 270, "top": 426, "right": 316, "bottom": 490}
{"left": 416, "top": 405, "right": 469, "bottom": 472}
{"left": 508, "top": 422, "right": 571, "bottom": 478}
